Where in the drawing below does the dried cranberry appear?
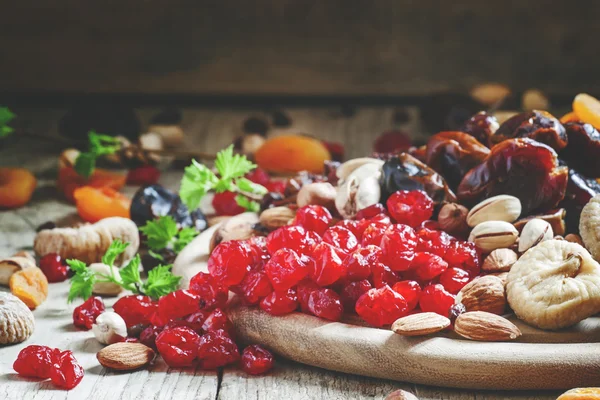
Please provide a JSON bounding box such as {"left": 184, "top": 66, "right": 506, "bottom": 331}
{"left": 156, "top": 326, "right": 201, "bottom": 367}
{"left": 380, "top": 224, "right": 418, "bottom": 271}
{"left": 370, "top": 262, "right": 399, "bottom": 288}
{"left": 247, "top": 236, "right": 270, "bottom": 269}
{"left": 307, "top": 289, "right": 343, "bottom": 321}
{"left": 238, "top": 271, "right": 273, "bottom": 305}
{"left": 340, "top": 280, "right": 372, "bottom": 311}
{"left": 185, "top": 310, "right": 211, "bottom": 333}
{"left": 361, "top": 222, "right": 388, "bottom": 247}
{"left": 266, "top": 225, "right": 315, "bottom": 256}
{"left": 39, "top": 253, "right": 69, "bottom": 283}
{"left": 344, "top": 245, "right": 381, "bottom": 281}
{"left": 264, "top": 248, "right": 309, "bottom": 291}
{"left": 113, "top": 295, "right": 157, "bottom": 328}
{"left": 416, "top": 228, "right": 453, "bottom": 258}
{"left": 260, "top": 289, "right": 298, "bottom": 316}
{"left": 392, "top": 281, "right": 422, "bottom": 311}
{"left": 202, "top": 308, "right": 233, "bottom": 336}
{"left": 13, "top": 345, "right": 56, "bottom": 379}
{"left": 212, "top": 191, "right": 245, "bottom": 216}
{"left": 310, "top": 242, "right": 346, "bottom": 286}
{"left": 409, "top": 252, "right": 448, "bottom": 282}
{"left": 386, "top": 190, "right": 434, "bottom": 227}
{"left": 126, "top": 165, "right": 161, "bottom": 186}
{"left": 241, "top": 345, "right": 274, "bottom": 375}
{"left": 208, "top": 240, "right": 253, "bottom": 286}
{"left": 292, "top": 205, "right": 332, "bottom": 235}
{"left": 264, "top": 180, "right": 287, "bottom": 195}
{"left": 355, "top": 203, "right": 387, "bottom": 220}
{"left": 355, "top": 286, "right": 408, "bottom": 327}
{"left": 335, "top": 220, "right": 364, "bottom": 240}
{"left": 140, "top": 325, "right": 163, "bottom": 349}
{"left": 369, "top": 213, "right": 392, "bottom": 225}
{"left": 297, "top": 279, "right": 320, "bottom": 313}
{"left": 158, "top": 290, "right": 201, "bottom": 322}
{"left": 73, "top": 296, "right": 105, "bottom": 330}
{"left": 438, "top": 267, "right": 470, "bottom": 294}
{"left": 246, "top": 168, "right": 271, "bottom": 186}
{"left": 197, "top": 329, "right": 240, "bottom": 369}
{"left": 322, "top": 226, "right": 358, "bottom": 254}
{"left": 419, "top": 284, "right": 455, "bottom": 317}
{"left": 189, "top": 272, "right": 228, "bottom": 310}
{"left": 444, "top": 241, "right": 481, "bottom": 277}
{"left": 50, "top": 350, "right": 84, "bottom": 390}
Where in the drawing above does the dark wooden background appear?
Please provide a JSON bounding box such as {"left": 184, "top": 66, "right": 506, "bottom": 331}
{"left": 0, "top": 0, "right": 598, "bottom": 96}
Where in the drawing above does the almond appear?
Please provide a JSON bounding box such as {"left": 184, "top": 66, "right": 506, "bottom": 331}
{"left": 454, "top": 311, "right": 521, "bottom": 342}
{"left": 97, "top": 342, "right": 155, "bottom": 371}
{"left": 259, "top": 206, "right": 296, "bottom": 231}
{"left": 391, "top": 312, "right": 451, "bottom": 336}
{"left": 455, "top": 275, "right": 506, "bottom": 315}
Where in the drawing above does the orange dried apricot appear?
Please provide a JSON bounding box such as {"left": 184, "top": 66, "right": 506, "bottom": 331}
{"left": 557, "top": 387, "right": 600, "bottom": 399}
{"left": 560, "top": 111, "right": 580, "bottom": 124}
{"left": 9, "top": 267, "right": 49, "bottom": 309}
{"left": 255, "top": 135, "right": 331, "bottom": 174}
{"left": 0, "top": 168, "right": 37, "bottom": 209}
{"left": 74, "top": 186, "right": 131, "bottom": 223}
{"left": 57, "top": 166, "right": 126, "bottom": 203}
{"left": 573, "top": 93, "right": 600, "bottom": 130}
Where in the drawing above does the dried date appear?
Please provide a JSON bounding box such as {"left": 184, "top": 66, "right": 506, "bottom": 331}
{"left": 490, "top": 111, "right": 567, "bottom": 151}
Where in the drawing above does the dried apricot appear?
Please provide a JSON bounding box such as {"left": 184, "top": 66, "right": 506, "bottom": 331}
{"left": 57, "top": 166, "right": 126, "bottom": 203}
{"left": 74, "top": 186, "right": 131, "bottom": 223}
{"left": 557, "top": 387, "right": 600, "bottom": 399}
{"left": 560, "top": 111, "right": 580, "bottom": 124}
{"left": 573, "top": 93, "right": 600, "bottom": 130}
{"left": 0, "top": 168, "right": 37, "bottom": 209}
{"left": 255, "top": 135, "right": 331, "bottom": 174}
{"left": 9, "top": 267, "right": 48, "bottom": 309}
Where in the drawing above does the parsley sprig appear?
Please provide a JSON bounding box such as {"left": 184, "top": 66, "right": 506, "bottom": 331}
{"left": 74, "top": 131, "right": 123, "bottom": 179}
{"left": 179, "top": 145, "right": 267, "bottom": 212}
{"left": 66, "top": 239, "right": 181, "bottom": 302}
{"left": 140, "top": 215, "right": 198, "bottom": 260}
{"left": 0, "top": 107, "right": 16, "bottom": 138}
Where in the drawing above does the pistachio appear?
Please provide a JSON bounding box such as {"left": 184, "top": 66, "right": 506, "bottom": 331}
{"left": 336, "top": 158, "right": 384, "bottom": 182}
{"left": 468, "top": 221, "right": 519, "bottom": 252}
{"left": 482, "top": 248, "right": 518, "bottom": 272}
{"left": 259, "top": 206, "right": 296, "bottom": 231}
{"left": 297, "top": 182, "right": 336, "bottom": 209}
{"left": 335, "top": 172, "right": 381, "bottom": 219}
{"left": 59, "top": 148, "right": 80, "bottom": 169}
{"left": 467, "top": 195, "right": 522, "bottom": 227}
{"left": 518, "top": 218, "right": 553, "bottom": 253}
{"left": 210, "top": 212, "right": 259, "bottom": 252}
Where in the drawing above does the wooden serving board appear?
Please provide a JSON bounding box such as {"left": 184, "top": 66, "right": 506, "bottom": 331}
{"left": 174, "top": 225, "right": 600, "bottom": 391}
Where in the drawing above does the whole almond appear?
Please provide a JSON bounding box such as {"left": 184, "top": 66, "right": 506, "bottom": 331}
{"left": 392, "top": 312, "right": 451, "bottom": 336}
{"left": 468, "top": 221, "right": 519, "bottom": 252}
{"left": 482, "top": 248, "right": 518, "bottom": 272}
{"left": 259, "top": 206, "right": 296, "bottom": 231}
{"left": 455, "top": 275, "right": 506, "bottom": 315}
{"left": 454, "top": 311, "right": 521, "bottom": 342}
{"left": 518, "top": 218, "right": 553, "bottom": 253}
{"left": 97, "top": 342, "right": 155, "bottom": 371}
{"left": 467, "top": 195, "right": 522, "bottom": 227}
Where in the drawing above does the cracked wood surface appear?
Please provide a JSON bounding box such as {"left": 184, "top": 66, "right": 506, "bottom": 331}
{"left": 0, "top": 107, "right": 559, "bottom": 399}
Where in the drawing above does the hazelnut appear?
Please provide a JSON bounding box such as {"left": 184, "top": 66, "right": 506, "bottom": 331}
{"left": 456, "top": 275, "right": 506, "bottom": 315}
{"left": 92, "top": 311, "right": 128, "bottom": 345}
{"left": 297, "top": 182, "right": 337, "bottom": 209}
{"left": 438, "top": 203, "right": 469, "bottom": 236}
{"left": 482, "top": 248, "right": 518, "bottom": 273}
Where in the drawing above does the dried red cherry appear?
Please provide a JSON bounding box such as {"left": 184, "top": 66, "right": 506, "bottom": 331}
{"left": 340, "top": 279, "right": 372, "bottom": 311}
{"left": 458, "top": 138, "right": 568, "bottom": 214}
{"left": 208, "top": 240, "right": 253, "bottom": 286}
{"left": 266, "top": 225, "right": 315, "bottom": 256}
{"left": 202, "top": 308, "right": 233, "bottom": 336}
{"left": 409, "top": 252, "right": 448, "bottom": 282}
{"left": 490, "top": 110, "right": 567, "bottom": 151}
{"left": 158, "top": 289, "right": 201, "bottom": 322}
{"left": 13, "top": 345, "right": 56, "bottom": 379}
{"left": 238, "top": 271, "right": 273, "bottom": 305}
{"left": 370, "top": 262, "right": 399, "bottom": 288}
{"left": 419, "top": 284, "right": 455, "bottom": 317}
{"left": 264, "top": 248, "right": 309, "bottom": 291}
{"left": 460, "top": 111, "right": 499, "bottom": 147}
{"left": 416, "top": 228, "right": 453, "bottom": 258}
{"left": 355, "top": 286, "right": 408, "bottom": 327}
{"left": 140, "top": 325, "right": 163, "bottom": 349}
{"left": 323, "top": 226, "right": 359, "bottom": 254}
{"left": 307, "top": 288, "right": 343, "bottom": 321}
{"left": 260, "top": 289, "right": 298, "bottom": 316}
{"left": 386, "top": 190, "right": 434, "bottom": 227}
{"left": 73, "top": 296, "right": 105, "bottom": 330}
{"left": 292, "top": 205, "right": 332, "bottom": 235}
{"left": 379, "top": 224, "right": 418, "bottom": 271}
{"left": 438, "top": 267, "right": 470, "bottom": 294}
{"left": 184, "top": 310, "right": 211, "bottom": 333}
{"left": 361, "top": 222, "right": 388, "bottom": 247}
{"left": 212, "top": 191, "right": 245, "bottom": 216}
{"left": 392, "top": 281, "right": 421, "bottom": 311}
{"left": 444, "top": 240, "right": 481, "bottom": 277}
{"left": 156, "top": 326, "right": 201, "bottom": 367}
{"left": 310, "top": 242, "right": 346, "bottom": 286}
{"left": 241, "top": 345, "right": 275, "bottom": 375}
{"left": 50, "top": 350, "right": 84, "bottom": 390}
{"left": 297, "top": 279, "right": 320, "bottom": 313}
{"left": 343, "top": 245, "right": 381, "bottom": 281}
{"left": 188, "top": 272, "right": 228, "bottom": 310}
{"left": 335, "top": 219, "right": 366, "bottom": 240}
{"left": 113, "top": 295, "right": 157, "bottom": 327}
{"left": 197, "top": 329, "right": 240, "bottom": 369}
{"left": 355, "top": 203, "right": 388, "bottom": 220}
{"left": 39, "top": 253, "right": 69, "bottom": 283}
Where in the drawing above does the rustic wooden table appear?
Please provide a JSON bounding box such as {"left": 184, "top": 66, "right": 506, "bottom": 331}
{"left": 0, "top": 106, "right": 561, "bottom": 399}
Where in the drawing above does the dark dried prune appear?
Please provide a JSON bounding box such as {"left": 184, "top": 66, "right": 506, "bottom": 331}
{"left": 130, "top": 184, "right": 207, "bottom": 231}
{"left": 460, "top": 111, "right": 499, "bottom": 147}
{"left": 379, "top": 153, "right": 457, "bottom": 206}
{"left": 490, "top": 111, "right": 567, "bottom": 151}
{"left": 560, "top": 122, "right": 600, "bottom": 178}
{"left": 425, "top": 131, "right": 490, "bottom": 190}
{"left": 560, "top": 169, "right": 600, "bottom": 234}
{"left": 457, "top": 138, "right": 568, "bottom": 215}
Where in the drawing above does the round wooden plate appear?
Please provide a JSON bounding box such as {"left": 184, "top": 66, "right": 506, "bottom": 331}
{"left": 174, "top": 224, "right": 600, "bottom": 390}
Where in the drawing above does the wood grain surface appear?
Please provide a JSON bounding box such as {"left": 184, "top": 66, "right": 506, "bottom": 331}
{"left": 0, "top": 107, "right": 563, "bottom": 399}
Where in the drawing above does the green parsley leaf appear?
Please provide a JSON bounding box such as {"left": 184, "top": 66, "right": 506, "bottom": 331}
{"left": 119, "top": 254, "right": 142, "bottom": 289}
{"left": 143, "top": 264, "right": 181, "bottom": 298}
{"left": 0, "top": 107, "right": 16, "bottom": 138}
{"left": 236, "top": 177, "right": 268, "bottom": 196}
{"left": 215, "top": 145, "right": 256, "bottom": 181}
{"left": 140, "top": 216, "right": 179, "bottom": 250}
{"left": 101, "top": 239, "right": 129, "bottom": 267}
{"left": 73, "top": 131, "right": 123, "bottom": 178}
{"left": 179, "top": 159, "right": 219, "bottom": 211}
{"left": 73, "top": 152, "right": 96, "bottom": 179}
{"left": 235, "top": 194, "right": 260, "bottom": 212}
{"left": 148, "top": 249, "right": 165, "bottom": 261}
{"left": 173, "top": 227, "right": 198, "bottom": 253}
{"left": 66, "top": 259, "right": 96, "bottom": 303}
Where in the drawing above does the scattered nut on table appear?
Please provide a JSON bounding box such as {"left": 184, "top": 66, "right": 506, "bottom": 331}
{"left": 92, "top": 312, "right": 128, "bottom": 345}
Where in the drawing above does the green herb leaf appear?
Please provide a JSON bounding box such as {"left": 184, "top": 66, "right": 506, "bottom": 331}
{"left": 66, "top": 259, "right": 96, "bottom": 303}
{"left": 235, "top": 194, "right": 260, "bottom": 212}
{"left": 101, "top": 239, "right": 130, "bottom": 267}
{"left": 148, "top": 249, "right": 165, "bottom": 261}
{"left": 119, "top": 254, "right": 142, "bottom": 289}
{"left": 173, "top": 227, "right": 198, "bottom": 253}
{"left": 179, "top": 159, "right": 219, "bottom": 211}
{"left": 140, "top": 216, "right": 179, "bottom": 251}
{"left": 143, "top": 264, "right": 181, "bottom": 298}
{"left": 215, "top": 145, "right": 256, "bottom": 181}
{"left": 73, "top": 152, "right": 96, "bottom": 179}
{"left": 236, "top": 177, "right": 268, "bottom": 196}
{"left": 0, "top": 107, "right": 15, "bottom": 138}
{"left": 73, "top": 131, "right": 123, "bottom": 178}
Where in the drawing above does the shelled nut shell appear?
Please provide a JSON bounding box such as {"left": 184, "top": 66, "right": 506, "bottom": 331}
{"left": 0, "top": 292, "right": 35, "bottom": 345}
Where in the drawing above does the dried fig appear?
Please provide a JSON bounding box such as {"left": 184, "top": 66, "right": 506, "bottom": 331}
{"left": 490, "top": 110, "right": 568, "bottom": 151}
{"left": 457, "top": 138, "right": 568, "bottom": 215}
{"left": 425, "top": 131, "right": 490, "bottom": 190}
{"left": 580, "top": 194, "right": 600, "bottom": 261}
{"left": 0, "top": 292, "right": 35, "bottom": 344}
{"left": 460, "top": 111, "right": 499, "bottom": 147}
{"left": 507, "top": 240, "right": 600, "bottom": 330}
{"left": 560, "top": 122, "right": 600, "bottom": 178}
